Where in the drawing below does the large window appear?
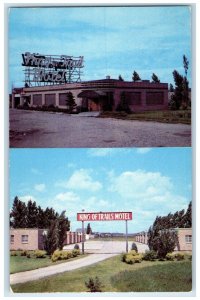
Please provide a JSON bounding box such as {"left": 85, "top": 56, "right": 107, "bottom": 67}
{"left": 10, "top": 235, "right": 14, "bottom": 243}
{"left": 33, "top": 94, "right": 42, "bottom": 106}
{"left": 185, "top": 235, "right": 192, "bottom": 243}
{"left": 45, "top": 94, "right": 56, "bottom": 106}
{"left": 59, "top": 93, "right": 67, "bottom": 106}
{"left": 146, "top": 92, "right": 164, "bottom": 105}
{"left": 21, "top": 235, "right": 28, "bottom": 243}
{"left": 125, "top": 92, "right": 141, "bottom": 105}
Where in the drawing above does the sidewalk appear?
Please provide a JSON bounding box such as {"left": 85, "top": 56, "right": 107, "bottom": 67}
{"left": 10, "top": 253, "right": 117, "bottom": 285}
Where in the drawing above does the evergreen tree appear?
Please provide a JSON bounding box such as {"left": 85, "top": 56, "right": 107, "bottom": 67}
{"left": 37, "top": 206, "right": 46, "bottom": 228}
{"left": 132, "top": 71, "right": 141, "bottom": 82}
{"left": 169, "top": 83, "right": 174, "bottom": 92}
{"left": 66, "top": 92, "right": 77, "bottom": 113}
{"left": 118, "top": 75, "right": 124, "bottom": 81}
{"left": 116, "top": 92, "right": 131, "bottom": 113}
{"left": 151, "top": 73, "right": 160, "bottom": 83}
{"left": 86, "top": 223, "right": 92, "bottom": 234}
{"left": 26, "top": 199, "right": 38, "bottom": 228}
{"left": 183, "top": 201, "right": 192, "bottom": 228}
{"left": 10, "top": 196, "right": 27, "bottom": 228}
{"left": 44, "top": 219, "right": 59, "bottom": 255}
{"left": 58, "top": 211, "right": 70, "bottom": 250}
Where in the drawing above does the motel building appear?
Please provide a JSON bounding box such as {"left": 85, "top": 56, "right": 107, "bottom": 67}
{"left": 10, "top": 228, "right": 84, "bottom": 251}
{"left": 11, "top": 52, "right": 169, "bottom": 112}
{"left": 135, "top": 228, "right": 192, "bottom": 252}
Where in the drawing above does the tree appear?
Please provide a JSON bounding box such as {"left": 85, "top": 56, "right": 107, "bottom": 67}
{"left": 66, "top": 92, "right": 77, "bottom": 113}
{"left": 57, "top": 211, "right": 70, "bottom": 250}
{"left": 183, "top": 55, "right": 189, "bottom": 77}
{"left": 86, "top": 223, "right": 92, "bottom": 234}
{"left": 118, "top": 75, "right": 124, "bottom": 81}
{"left": 151, "top": 230, "right": 179, "bottom": 259}
{"left": 44, "top": 219, "right": 59, "bottom": 255}
{"left": 169, "top": 83, "right": 174, "bottom": 92}
{"left": 26, "top": 199, "right": 38, "bottom": 228}
{"left": 151, "top": 73, "right": 160, "bottom": 83}
{"left": 10, "top": 196, "right": 27, "bottom": 228}
{"left": 183, "top": 201, "right": 192, "bottom": 228}
{"left": 132, "top": 71, "right": 141, "bottom": 82}
{"left": 116, "top": 92, "right": 131, "bottom": 113}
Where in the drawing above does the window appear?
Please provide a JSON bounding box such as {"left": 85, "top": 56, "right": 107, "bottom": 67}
{"left": 185, "top": 235, "right": 192, "bottom": 243}
{"left": 21, "top": 235, "right": 28, "bottom": 243}
{"left": 146, "top": 92, "right": 164, "bottom": 105}
{"left": 33, "top": 94, "right": 42, "bottom": 106}
{"left": 10, "top": 235, "right": 14, "bottom": 243}
{"left": 59, "top": 93, "right": 67, "bottom": 106}
{"left": 45, "top": 94, "right": 56, "bottom": 106}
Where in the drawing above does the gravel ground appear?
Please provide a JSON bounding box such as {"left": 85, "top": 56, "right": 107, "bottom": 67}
{"left": 10, "top": 241, "right": 148, "bottom": 285}
{"left": 9, "top": 109, "right": 191, "bottom": 148}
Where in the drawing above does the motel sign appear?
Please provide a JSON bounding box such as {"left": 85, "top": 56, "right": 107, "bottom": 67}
{"left": 77, "top": 211, "right": 133, "bottom": 254}
{"left": 77, "top": 211, "right": 132, "bottom": 222}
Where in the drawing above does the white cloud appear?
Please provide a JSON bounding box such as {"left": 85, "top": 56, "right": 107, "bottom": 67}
{"left": 136, "top": 148, "right": 152, "bottom": 154}
{"left": 34, "top": 183, "right": 46, "bottom": 192}
{"left": 55, "top": 191, "right": 80, "bottom": 202}
{"left": 61, "top": 169, "right": 102, "bottom": 192}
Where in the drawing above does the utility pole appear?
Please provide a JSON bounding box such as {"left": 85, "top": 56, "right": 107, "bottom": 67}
{"left": 81, "top": 209, "right": 85, "bottom": 254}
{"left": 125, "top": 220, "right": 128, "bottom": 253}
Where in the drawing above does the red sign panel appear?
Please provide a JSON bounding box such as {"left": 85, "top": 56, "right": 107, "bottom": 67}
{"left": 77, "top": 212, "right": 132, "bottom": 222}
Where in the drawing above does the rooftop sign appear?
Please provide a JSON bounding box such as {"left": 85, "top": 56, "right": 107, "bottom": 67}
{"left": 22, "top": 52, "right": 84, "bottom": 87}
{"left": 77, "top": 212, "right": 132, "bottom": 222}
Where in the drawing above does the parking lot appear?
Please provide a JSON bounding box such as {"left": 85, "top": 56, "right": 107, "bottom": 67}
{"left": 9, "top": 109, "right": 191, "bottom": 148}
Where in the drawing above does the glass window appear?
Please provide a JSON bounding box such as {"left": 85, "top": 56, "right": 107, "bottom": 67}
{"left": 33, "top": 94, "right": 42, "bottom": 106}
{"left": 146, "top": 92, "right": 164, "bottom": 105}
{"left": 10, "top": 235, "right": 14, "bottom": 243}
{"left": 185, "top": 235, "right": 192, "bottom": 243}
{"left": 21, "top": 235, "right": 28, "bottom": 243}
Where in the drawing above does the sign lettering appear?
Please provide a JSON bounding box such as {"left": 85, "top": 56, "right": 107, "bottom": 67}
{"left": 77, "top": 212, "right": 132, "bottom": 222}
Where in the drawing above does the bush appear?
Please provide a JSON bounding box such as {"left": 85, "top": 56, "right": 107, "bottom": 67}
{"left": 51, "top": 250, "right": 61, "bottom": 262}
{"left": 143, "top": 250, "right": 157, "bottom": 261}
{"left": 20, "top": 250, "right": 27, "bottom": 256}
{"left": 74, "top": 244, "right": 80, "bottom": 250}
{"left": 175, "top": 252, "right": 185, "bottom": 261}
{"left": 123, "top": 250, "right": 143, "bottom": 264}
{"left": 72, "top": 249, "right": 80, "bottom": 257}
{"left": 10, "top": 251, "right": 18, "bottom": 256}
{"left": 121, "top": 253, "right": 126, "bottom": 262}
{"left": 34, "top": 250, "right": 47, "bottom": 258}
{"left": 125, "top": 254, "right": 135, "bottom": 264}
{"left": 166, "top": 253, "right": 175, "bottom": 261}
{"left": 131, "top": 242, "right": 138, "bottom": 253}
{"left": 26, "top": 253, "right": 31, "bottom": 258}
{"left": 85, "top": 276, "right": 103, "bottom": 292}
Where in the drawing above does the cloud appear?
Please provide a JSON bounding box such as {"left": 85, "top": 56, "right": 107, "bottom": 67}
{"left": 30, "top": 168, "right": 42, "bottom": 175}
{"left": 58, "top": 169, "right": 102, "bottom": 192}
{"left": 55, "top": 191, "right": 80, "bottom": 202}
{"left": 136, "top": 148, "right": 152, "bottom": 154}
{"left": 34, "top": 183, "right": 46, "bottom": 192}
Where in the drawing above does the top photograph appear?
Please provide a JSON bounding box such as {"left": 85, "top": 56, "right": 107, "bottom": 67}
{"left": 9, "top": 5, "right": 192, "bottom": 148}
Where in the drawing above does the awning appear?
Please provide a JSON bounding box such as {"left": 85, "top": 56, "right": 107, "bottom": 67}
{"left": 77, "top": 90, "right": 106, "bottom": 98}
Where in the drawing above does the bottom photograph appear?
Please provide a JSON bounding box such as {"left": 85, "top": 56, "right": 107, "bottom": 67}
{"left": 9, "top": 147, "right": 192, "bottom": 294}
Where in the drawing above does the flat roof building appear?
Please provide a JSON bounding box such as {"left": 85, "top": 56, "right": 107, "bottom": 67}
{"left": 11, "top": 78, "right": 168, "bottom": 112}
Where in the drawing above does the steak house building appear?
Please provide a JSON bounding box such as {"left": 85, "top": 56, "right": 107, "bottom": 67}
{"left": 11, "top": 77, "right": 168, "bottom": 112}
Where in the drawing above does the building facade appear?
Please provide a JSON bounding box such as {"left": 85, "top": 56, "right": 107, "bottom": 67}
{"left": 10, "top": 228, "right": 83, "bottom": 251}
{"left": 135, "top": 228, "right": 192, "bottom": 252}
{"left": 11, "top": 78, "right": 168, "bottom": 112}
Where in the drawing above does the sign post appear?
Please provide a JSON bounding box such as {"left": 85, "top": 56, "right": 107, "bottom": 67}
{"left": 77, "top": 211, "right": 133, "bottom": 254}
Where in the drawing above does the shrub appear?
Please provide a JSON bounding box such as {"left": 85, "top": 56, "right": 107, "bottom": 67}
{"left": 61, "top": 251, "right": 73, "bottom": 260}
{"left": 20, "top": 250, "right": 27, "bottom": 256}
{"left": 166, "top": 253, "right": 175, "bottom": 261}
{"left": 143, "top": 250, "right": 157, "bottom": 261}
{"left": 123, "top": 250, "right": 143, "bottom": 264}
{"left": 125, "top": 254, "right": 135, "bottom": 264}
{"left": 34, "top": 250, "right": 47, "bottom": 258}
{"left": 85, "top": 276, "right": 103, "bottom": 292}
{"left": 51, "top": 250, "right": 62, "bottom": 262}
{"left": 72, "top": 249, "right": 80, "bottom": 257}
{"left": 121, "top": 253, "right": 126, "bottom": 262}
{"left": 175, "top": 252, "right": 185, "bottom": 261}
{"left": 74, "top": 244, "right": 80, "bottom": 250}
{"left": 26, "top": 253, "right": 31, "bottom": 258}
{"left": 131, "top": 242, "right": 138, "bottom": 253}
{"left": 10, "top": 251, "right": 17, "bottom": 256}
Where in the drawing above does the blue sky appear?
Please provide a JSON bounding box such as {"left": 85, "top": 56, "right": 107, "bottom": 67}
{"left": 10, "top": 147, "right": 192, "bottom": 233}
{"left": 8, "top": 5, "right": 191, "bottom": 90}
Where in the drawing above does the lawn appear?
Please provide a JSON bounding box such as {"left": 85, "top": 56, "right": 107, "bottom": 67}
{"left": 11, "top": 255, "right": 192, "bottom": 293}
{"left": 100, "top": 110, "right": 191, "bottom": 124}
{"left": 10, "top": 251, "right": 87, "bottom": 274}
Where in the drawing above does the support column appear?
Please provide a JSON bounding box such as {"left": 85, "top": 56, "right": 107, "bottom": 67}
{"left": 125, "top": 220, "right": 128, "bottom": 253}
{"left": 82, "top": 220, "right": 85, "bottom": 254}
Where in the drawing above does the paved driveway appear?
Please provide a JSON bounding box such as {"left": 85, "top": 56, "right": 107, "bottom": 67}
{"left": 10, "top": 241, "right": 148, "bottom": 285}
{"left": 9, "top": 109, "right": 191, "bottom": 147}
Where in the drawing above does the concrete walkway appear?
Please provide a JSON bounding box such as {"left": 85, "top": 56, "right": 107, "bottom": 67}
{"left": 10, "top": 253, "right": 117, "bottom": 285}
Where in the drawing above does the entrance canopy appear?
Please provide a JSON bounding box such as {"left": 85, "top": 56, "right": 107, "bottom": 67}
{"left": 77, "top": 90, "right": 106, "bottom": 99}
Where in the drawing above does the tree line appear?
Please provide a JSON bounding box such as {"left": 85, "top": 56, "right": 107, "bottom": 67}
{"left": 147, "top": 201, "right": 192, "bottom": 258}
